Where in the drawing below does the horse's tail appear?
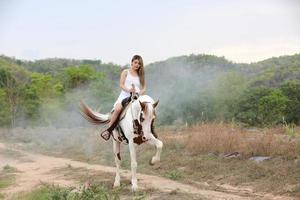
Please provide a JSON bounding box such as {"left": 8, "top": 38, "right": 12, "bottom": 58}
{"left": 79, "top": 101, "right": 110, "bottom": 125}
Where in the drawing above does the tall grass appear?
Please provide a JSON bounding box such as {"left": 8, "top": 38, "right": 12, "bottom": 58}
{"left": 182, "top": 123, "right": 300, "bottom": 158}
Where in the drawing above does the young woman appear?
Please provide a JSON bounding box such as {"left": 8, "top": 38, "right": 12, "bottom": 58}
{"left": 100, "top": 55, "right": 146, "bottom": 140}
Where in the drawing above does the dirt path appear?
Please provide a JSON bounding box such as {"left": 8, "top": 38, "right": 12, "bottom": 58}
{"left": 0, "top": 142, "right": 296, "bottom": 200}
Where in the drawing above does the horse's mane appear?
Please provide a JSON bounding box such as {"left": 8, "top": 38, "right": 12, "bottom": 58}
{"left": 137, "top": 95, "right": 155, "bottom": 104}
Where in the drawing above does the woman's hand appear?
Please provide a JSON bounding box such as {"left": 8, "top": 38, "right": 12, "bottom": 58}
{"left": 129, "top": 87, "right": 136, "bottom": 93}
{"left": 135, "top": 87, "right": 140, "bottom": 94}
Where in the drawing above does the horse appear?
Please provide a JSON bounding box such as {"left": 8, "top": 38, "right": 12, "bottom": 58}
{"left": 79, "top": 95, "right": 163, "bottom": 191}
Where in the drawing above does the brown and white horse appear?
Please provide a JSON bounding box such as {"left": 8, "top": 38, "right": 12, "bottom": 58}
{"left": 80, "top": 95, "right": 163, "bottom": 191}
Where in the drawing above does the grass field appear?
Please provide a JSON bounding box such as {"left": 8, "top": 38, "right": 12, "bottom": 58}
{"left": 0, "top": 122, "right": 299, "bottom": 198}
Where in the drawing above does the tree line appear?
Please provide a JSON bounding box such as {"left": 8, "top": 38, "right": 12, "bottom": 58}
{"left": 0, "top": 54, "right": 299, "bottom": 127}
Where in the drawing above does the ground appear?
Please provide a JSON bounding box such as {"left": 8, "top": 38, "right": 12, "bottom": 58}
{"left": 0, "top": 142, "right": 296, "bottom": 200}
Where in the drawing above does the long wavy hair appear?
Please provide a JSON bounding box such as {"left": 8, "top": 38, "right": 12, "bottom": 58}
{"left": 131, "top": 55, "right": 145, "bottom": 87}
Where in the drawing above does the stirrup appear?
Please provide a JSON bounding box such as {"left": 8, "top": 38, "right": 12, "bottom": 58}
{"left": 100, "top": 130, "right": 111, "bottom": 141}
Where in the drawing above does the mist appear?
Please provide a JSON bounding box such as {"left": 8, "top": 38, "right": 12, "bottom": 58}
{"left": 1, "top": 53, "right": 299, "bottom": 158}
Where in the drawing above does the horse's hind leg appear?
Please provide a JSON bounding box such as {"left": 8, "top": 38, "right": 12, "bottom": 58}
{"left": 147, "top": 136, "right": 163, "bottom": 165}
{"left": 113, "top": 137, "right": 121, "bottom": 187}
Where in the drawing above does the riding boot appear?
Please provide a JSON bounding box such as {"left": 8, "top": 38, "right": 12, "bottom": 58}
{"left": 100, "top": 111, "right": 122, "bottom": 141}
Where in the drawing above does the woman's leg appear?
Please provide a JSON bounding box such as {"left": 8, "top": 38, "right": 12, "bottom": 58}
{"left": 100, "top": 103, "right": 123, "bottom": 140}
{"left": 108, "top": 103, "right": 123, "bottom": 128}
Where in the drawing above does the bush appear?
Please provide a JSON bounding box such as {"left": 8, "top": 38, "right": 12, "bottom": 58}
{"left": 280, "top": 81, "right": 300, "bottom": 124}
{"left": 258, "top": 90, "right": 288, "bottom": 125}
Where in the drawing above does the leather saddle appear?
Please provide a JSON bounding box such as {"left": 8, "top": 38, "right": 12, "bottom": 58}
{"left": 109, "top": 101, "right": 132, "bottom": 122}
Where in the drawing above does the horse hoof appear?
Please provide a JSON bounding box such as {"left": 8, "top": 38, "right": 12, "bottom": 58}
{"left": 113, "top": 182, "right": 120, "bottom": 188}
{"left": 149, "top": 158, "right": 154, "bottom": 165}
{"left": 149, "top": 157, "right": 160, "bottom": 165}
{"left": 131, "top": 185, "right": 138, "bottom": 192}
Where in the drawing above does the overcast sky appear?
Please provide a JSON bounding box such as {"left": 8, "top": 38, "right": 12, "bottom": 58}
{"left": 0, "top": 0, "right": 299, "bottom": 65}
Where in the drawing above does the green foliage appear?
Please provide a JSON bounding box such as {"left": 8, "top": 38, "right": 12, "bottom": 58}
{"left": 0, "top": 165, "right": 16, "bottom": 190}
{"left": 235, "top": 86, "right": 297, "bottom": 126}
{"left": 3, "top": 165, "right": 16, "bottom": 172}
{"left": 0, "top": 54, "right": 299, "bottom": 127}
{"left": 258, "top": 90, "right": 288, "bottom": 125}
{"left": 283, "top": 122, "right": 299, "bottom": 138}
{"left": 62, "top": 65, "right": 97, "bottom": 89}
{"left": 18, "top": 183, "right": 120, "bottom": 200}
{"left": 0, "top": 89, "right": 10, "bottom": 126}
{"left": 280, "top": 81, "right": 300, "bottom": 124}
{"left": 30, "top": 72, "right": 61, "bottom": 98}
{"left": 21, "top": 84, "right": 41, "bottom": 120}
{"left": 0, "top": 67, "right": 16, "bottom": 88}
{"left": 165, "top": 170, "right": 183, "bottom": 180}
{"left": 0, "top": 175, "right": 15, "bottom": 189}
{"left": 235, "top": 87, "right": 273, "bottom": 126}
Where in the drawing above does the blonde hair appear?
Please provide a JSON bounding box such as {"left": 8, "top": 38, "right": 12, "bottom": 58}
{"left": 131, "top": 55, "right": 145, "bottom": 87}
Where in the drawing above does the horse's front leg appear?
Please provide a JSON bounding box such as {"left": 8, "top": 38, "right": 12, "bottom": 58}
{"left": 113, "top": 136, "right": 121, "bottom": 187}
{"left": 128, "top": 139, "right": 138, "bottom": 191}
{"left": 147, "top": 135, "right": 163, "bottom": 165}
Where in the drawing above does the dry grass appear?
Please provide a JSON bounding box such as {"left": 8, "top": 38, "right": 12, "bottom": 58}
{"left": 148, "top": 124, "right": 300, "bottom": 197}
{"left": 183, "top": 122, "right": 300, "bottom": 158}
{"left": 1, "top": 124, "right": 300, "bottom": 197}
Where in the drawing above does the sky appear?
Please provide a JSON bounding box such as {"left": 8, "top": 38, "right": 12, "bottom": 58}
{"left": 0, "top": 0, "right": 299, "bottom": 65}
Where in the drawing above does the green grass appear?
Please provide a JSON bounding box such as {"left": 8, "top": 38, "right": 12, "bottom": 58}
{"left": 0, "top": 176, "right": 15, "bottom": 189}
{"left": 201, "top": 154, "right": 218, "bottom": 161}
{"left": 45, "top": 166, "right": 204, "bottom": 200}
{"left": 284, "top": 123, "right": 300, "bottom": 138}
{"left": 0, "top": 165, "right": 17, "bottom": 189}
{"left": 0, "top": 165, "right": 17, "bottom": 199}
{"left": 14, "top": 183, "right": 204, "bottom": 200}
{"left": 15, "top": 183, "right": 121, "bottom": 200}
{"left": 16, "top": 186, "right": 50, "bottom": 200}
{"left": 165, "top": 170, "right": 184, "bottom": 180}
{"left": 3, "top": 164, "right": 18, "bottom": 173}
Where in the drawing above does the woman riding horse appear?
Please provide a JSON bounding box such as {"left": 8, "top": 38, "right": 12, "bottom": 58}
{"left": 100, "top": 55, "right": 146, "bottom": 140}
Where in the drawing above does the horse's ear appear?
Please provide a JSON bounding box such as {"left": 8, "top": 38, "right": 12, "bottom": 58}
{"left": 139, "top": 100, "right": 146, "bottom": 110}
{"left": 153, "top": 100, "right": 159, "bottom": 108}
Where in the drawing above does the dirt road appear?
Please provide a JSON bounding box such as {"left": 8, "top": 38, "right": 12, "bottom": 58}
{"left": 0, "top": 142, "right": 296, "bottom": 200}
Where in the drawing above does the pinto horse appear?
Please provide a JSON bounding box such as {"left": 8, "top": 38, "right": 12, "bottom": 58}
{"left": 79, "top": 95, "right": 163, "bottom": 191}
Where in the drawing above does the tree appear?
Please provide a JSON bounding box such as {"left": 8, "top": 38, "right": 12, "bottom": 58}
{"left": 0, "top": 89, "right": 10, "bottom": 126}
{"left": 62, "top": 65, "right": 97, "bottom": 89}
{"left": 258, "top": 90, "right": 288, "bottom": 125}
{"left": 212, "top": 71, "right": 248, "bottom": 121}
{"left": 235, "top": 87, "right": 272, "bottom": 126}
{"left": 280, "top": 81, "right": 300, "bottom": 124}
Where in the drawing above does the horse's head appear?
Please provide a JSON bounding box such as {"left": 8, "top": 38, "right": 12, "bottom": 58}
{"left": 132, "top": 95, "right": 159, "bottom": 139}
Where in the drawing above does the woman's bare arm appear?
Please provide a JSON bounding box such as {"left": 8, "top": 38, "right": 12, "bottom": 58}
{"left": 139, "top": 83, "right": 146, "bottom": 95}
{"left": 119, "top": 70, "right": 130, "bottom": 92}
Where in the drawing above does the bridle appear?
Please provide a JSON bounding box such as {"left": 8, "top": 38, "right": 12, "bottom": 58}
{"left": 129, "top": 91, "right": 154, "bottom": 141}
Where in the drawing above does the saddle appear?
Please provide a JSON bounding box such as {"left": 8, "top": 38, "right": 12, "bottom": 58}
{"left": 109, "top": 101, "right": 132, "bottom": 122}
{"left": 103, "top": 94, "right": 137, "bottom": 143}
{"left": 101, "top": 93, "right": 157, "bottom": 143}
{"left": 108, "top": 102, "right": 132, "bottom": 144}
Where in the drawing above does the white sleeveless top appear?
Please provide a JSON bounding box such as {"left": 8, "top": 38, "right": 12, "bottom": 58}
{"left": 113, "top": 69, "right": 141, "bottom": 108}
